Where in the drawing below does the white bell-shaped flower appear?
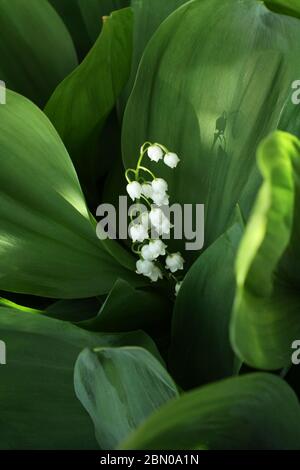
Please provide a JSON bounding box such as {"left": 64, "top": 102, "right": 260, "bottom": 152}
{"left": 147, "top": 145, "right": 164, "bottom": 162}
{"left": 166, "top": 252, "right": 185, "bottom": 273}
{"left": 140, "top": 244, "right": 153, "bottom": 261}
{"left": 139, "top": 211, "right": 150, "bottom": 229}
{"left": 136, "top": 259, "right": 154, "bottom": 276}
{"left": 141, "top": 183, "right": 153, "bottom": 199}
{"left": 129, "top": 223, "right": 149, "bottom": 243}
{"left": 152, "top": 178, "right": 168, "bottom": 193}
{"left": 149, "top": 208, "right": 171, "bottom": 235}
{"left": 148, "top": 265, "right": 163, "bottom": 282}
{"left": 151, "top": 191, "right": 169, "bottom": 207}
{"left": 150, "top": 178, "right": 169, "bottom": 206}
{"left": 126, "top": 181, "right": 142, "bottom": 201}
{"left": 164, "top": 152, "right": 180, "bottom": 169}
{"left": 150, "top": 239, "right": 167, "bottom": 258}
{"left": 141, "top": 239, "right": 167, "bottom": 261}
{"left": 136, "top": 259, "right": 162, "bottom": 282}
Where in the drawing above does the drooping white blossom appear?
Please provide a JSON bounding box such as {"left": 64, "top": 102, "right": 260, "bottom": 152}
{"left": 148, "top": 178, "right": 169, "bottom": 206}
{"left": 152, "top": 178, "right": 168, "bottom": 194}
{"left": 148, "top": 265, "right": 163, "bottom": 282}
{"left": 149, "top": 208, "right": 171, "bottom": 235}
{"left": 129, "top": 223, "right": 149, "bottom": 242}
{"left": 136, "top": 259, "right": 163, "bottom": 282}
{"left": 141, "top": 239, "right": 167, "bottom": 261}
{"left": 164, "top": 152, "right": 180, "bottom": 169}
{"left": 141, "top": 183, "right": 153, "bottom": 199}
{"left": 147, "top": 145, "right": 164, "bottom": 162}
{"left": 136, "top": 259, "right": 154, "bottom": 276}
{"left": 126, "top": 181, "right": 142, "bottom": 201}
{"left": 140, "top": 211, "right": 150, "bottom": 229}
{"left": 151, "top": 191, "right": 169, "bottom": 207}
{"left": 166, "top": 252, "right": 185, "bottom": 273}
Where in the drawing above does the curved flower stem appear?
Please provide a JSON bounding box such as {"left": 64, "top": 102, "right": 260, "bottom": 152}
{"left": 131, "top": 243, "right": 142, "bottom": 255}
{"left": 129, "top": 205, "right": 139, "bottom": 221}
{"left": 129, "top": 200, "right": 150, "bottom": 221}
{"left": 125, "top": 168, "right": 136, "bottom": 183}
{"left": 136, "top": 143, "right": 152, "bottom": 178}
{"left": 140, "top": 195, "right": 152, "bottom": 208}
{"left": 138, "top": 166, "right": 156, "bottom": 180}
{"left": 140, "top": 141, "right": 152, "bottom": 153}
{"left": 155, "top": 143, "right": 169, "bottom": 154}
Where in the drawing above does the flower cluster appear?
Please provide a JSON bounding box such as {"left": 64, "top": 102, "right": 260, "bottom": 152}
{"left": 125, "top": 143, "right": 184, "bottom": 295}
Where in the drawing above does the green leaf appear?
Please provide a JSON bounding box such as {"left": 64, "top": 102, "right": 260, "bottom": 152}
{"left": 49, "top": 0, "right": 130, "bottom": 61}
{"left": 0, "top": 297, "right": 42, "bottom": 314}
{"left": 122, "top": 0, "right": 300, "bottom": 255}
{"left": 265, "top": 0, "right": 300, "bottom": 19}
{"left": 49, "top": 0, "right": 92, "bottom": 61}
{"left": 45, "top": 8, "right": 133, "bottom": 191}
{"left": 0, "top": 90, "right": 139, "bottom": 299}
{"left": 0, "top": 0, "right": 78, "bottom": 106}
{"left": 121, "top": 0, "right": 188, "bottom": 106}
{"left": 0, "top": 307, "right": 156, "bottom": 449}
{"left": 231, "top": 131, "right": 300, "bottom": 369}
{"left": 74, "top": 346, "right": 179, "bottom": 449}
{"left": 79, "top": 279, "right": 171, "bottom": 336}
{"left": 120, "top": 373, "right": 300, "bottom": 450}
{"left": 78, "top": 0, "right": 129, "bottom": 44}
{"left": 45, "top": 298, "right": 102, "bottom": 322}
{"left": 170, "top": 221, "right": 243, "bottom": 390}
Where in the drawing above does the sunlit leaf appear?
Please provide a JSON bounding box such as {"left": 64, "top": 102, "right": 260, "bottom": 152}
{"left": 0, "top": 90, "right": 139, "bottom": 298}
{"left": 231, "top": 131, "right": 300, "bottom": 369}
{"left": 122, "top": 0, "right": 300, "bottom": 258}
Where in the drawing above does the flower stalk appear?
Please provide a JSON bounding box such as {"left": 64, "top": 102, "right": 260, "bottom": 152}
{"left": 125, "top": 142, "right": 184, "bottom": 295}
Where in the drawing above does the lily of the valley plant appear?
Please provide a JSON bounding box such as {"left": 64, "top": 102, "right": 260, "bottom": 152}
{"left": 126, "top": 142, "right": 184, "bottom": 291}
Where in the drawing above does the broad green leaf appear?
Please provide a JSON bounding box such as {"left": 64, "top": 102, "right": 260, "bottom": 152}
{"left": 78, "top": 0, "right": 129, "bottom": 44}
{"left": 0, "top": 90, "right": 139, "bottom": 299}
{"left": 0, "top": 308, "right": 156, "bottom": 449}
{"left": 122, "top": 0, "right": 300, "bottom": 255}
{"left": 278, "top": 87, "right": 300, "bottom": 138}
{"left": 231, "top": 131, "right": 300, "bottom": 369}
{"left": 45, "top": 298, "right": 102, "bottom": 322}
{"left": 79, "top": 279, "right": 171, "bottom": 336}
{"left": 120, "top": 373, "right": 300, "bottom": 450}
{"left": 266, "top": 0, "right": 300, "bottom": 19}
{"left": 74, "top": 346, "right": 179, "bottom": 449}
{"left": 45, "top": 8, "right": 133, "bottom": 192}
{"left": 0, "top": 297, "right": 41, "bottom": 314}
{"left": 45, "top": 279, "right": 171, "bottom": 344}
{"left": 170, "top": 221, "right": 243, "bottom": 390}
{"left": 0, "top": 0, "right": 78, "bottom": 106}
{"left": 49, "top": 0, "right": 91, "bottom": 61}
{"left": 49, "top": 0, "right": 130, "bottom": 61}
{"left": 121, "top": 0, "right": 189, "bottom": 106}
